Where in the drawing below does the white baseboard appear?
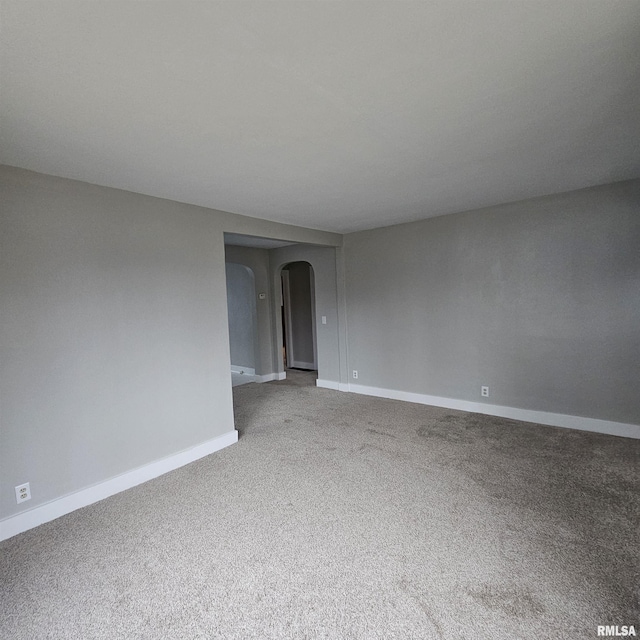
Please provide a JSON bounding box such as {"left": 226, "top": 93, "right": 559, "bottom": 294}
{"left": 345, "top": 383, "right": 640, "bottom": 440}
{"left": 233, "top": 368, "right": 286, "bottom": 383}
{"left": 256, "top": 372, "right": 286, "bottom": 383}
{"left": 290, "top": 361, "right": 316, "bottom": 371}
{"left": 231, "top": 365, "right": 255, "bottom": 376}
{"left": 316, "top": 379, "right": 350, "bottom": 392}
{"left": 0, "top": 430, "right": 238, "bottom": 542}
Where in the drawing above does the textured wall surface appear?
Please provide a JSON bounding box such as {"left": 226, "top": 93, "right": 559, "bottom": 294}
{"left": 344, "top": 180, "right": 640, "bottom": 424}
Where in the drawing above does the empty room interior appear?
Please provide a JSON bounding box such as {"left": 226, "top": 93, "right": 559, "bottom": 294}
{"left": 1, "top": 2, "right": 639, "bottom": 639}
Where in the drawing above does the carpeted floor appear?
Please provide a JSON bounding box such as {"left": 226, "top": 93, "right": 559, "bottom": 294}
{"left": 1, "top": 371, "right": 638, "bottom": 639}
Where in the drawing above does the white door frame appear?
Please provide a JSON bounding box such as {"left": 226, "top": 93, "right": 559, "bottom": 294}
{"left": 310, "top": 267, "right": 317, "bottom": 370}
{"left": 281, "top": 269, "right": 295, "bottom": 368}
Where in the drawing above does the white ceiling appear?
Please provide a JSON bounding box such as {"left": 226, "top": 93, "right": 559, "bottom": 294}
{"left": 1, "top": 1, "right": 639, "bottom": 233}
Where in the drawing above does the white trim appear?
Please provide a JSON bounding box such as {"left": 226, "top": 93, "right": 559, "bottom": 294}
{"left": 310, "top": 268, "right": 318, "bottom": 370}
{"left": 0, "top": 430, "right": 238, "bottom": 542}
{"left": 230, "top": 365, "right": 256, "bottom": 376}
{"left": 316, "top": 379, "right": 339, "bottom": 390}
{"left": 281, "top": 269, "right": 295, "bottom": 367}
{"left": 316, "top": 379, "right": 349, "bottom": 392}
{"left": 256, "top": 372, "right": 286, "bottom": 383}
{"left": 290, "top": 360, "right": 316, "bottom": 371}
{"left": 345, "top": 383, "right": 640, "bottom": 440}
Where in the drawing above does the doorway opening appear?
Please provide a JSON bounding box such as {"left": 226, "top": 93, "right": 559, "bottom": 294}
{"left": 281, "top": 261, "right": 317, "bottom": 373}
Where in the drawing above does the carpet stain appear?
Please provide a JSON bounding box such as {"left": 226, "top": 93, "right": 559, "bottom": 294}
{"left": 358, "top": 443, "right": 407, "bottom": 461}
{"left": 365, "top": 428, "right": 397, "bottom": 438}
{"left": 416, "top": 423, "right": 469, "bottom": 443}
{"left": 467, "top": 584, "right": 545, "bottom": 618}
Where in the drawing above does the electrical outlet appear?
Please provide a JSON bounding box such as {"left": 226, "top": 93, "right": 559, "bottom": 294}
{"left": 352, "top": 370, "right": 358, "bottom": 379}
{"left": 481, "top": 386, "right": 489, "bottom": 398}
{"left": 15, "top": 482, "right": 31, "bottom": 504}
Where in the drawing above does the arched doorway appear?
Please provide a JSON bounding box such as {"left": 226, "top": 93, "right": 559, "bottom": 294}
{"left": 281, "top": 261, "right": 317, "bottom": 371}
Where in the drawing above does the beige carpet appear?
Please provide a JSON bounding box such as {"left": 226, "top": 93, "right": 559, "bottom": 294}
{"left": 1, "top": 370, "right": 638, "bottom": 639}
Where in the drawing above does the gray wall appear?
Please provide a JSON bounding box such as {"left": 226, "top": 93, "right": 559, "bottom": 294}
{"left": 283, "top": 262, "right": 315, "bottom": 368}
{"left": 0, "top": 168, "right": 233, "bottom": 520}
{"left": 224, "top": 245, "right": 275, "bottom": 377}
{"left": 225, "top": 263, "right": 257, "bottom": 370}
{"left": 344, "top": 179, "right": 640, "bottom": 425}
{"left": 0, "top": 166, "right": 341, "bottom": 521}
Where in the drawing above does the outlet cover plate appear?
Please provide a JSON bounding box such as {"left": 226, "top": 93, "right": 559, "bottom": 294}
{"left": 15, "top": 482, "right": 31, "bottom": 504}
